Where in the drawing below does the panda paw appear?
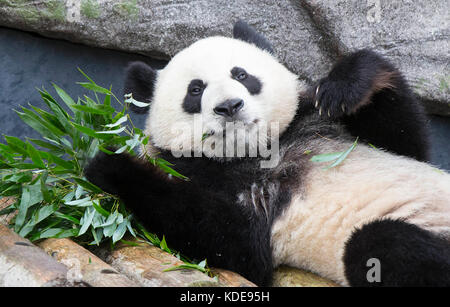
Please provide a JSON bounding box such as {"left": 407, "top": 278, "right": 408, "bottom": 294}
{"left": 311, "top": 78, "right": 362, "bottom": 119}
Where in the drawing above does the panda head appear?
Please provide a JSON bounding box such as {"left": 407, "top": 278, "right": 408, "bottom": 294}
{"left": 124, "top": 21, "right": 304, "bottom": 158}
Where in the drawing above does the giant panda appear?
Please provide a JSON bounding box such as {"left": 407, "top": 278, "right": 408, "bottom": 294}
{"left": 85, "top": 20, "right": 450, "bottom": 287}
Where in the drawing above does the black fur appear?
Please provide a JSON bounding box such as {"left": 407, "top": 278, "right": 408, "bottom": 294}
{"left": 231, "top": 66, "right": 262, "bottom": 95}
{"left": 123, "top": 62, "right": 157, "bottom": 114}
{"left": 85, "top": 151, "right": 276, "bottom": 286}
{"left": 344, "top": 219, "right": 450, "bottom": 287}
{"left": 183, "top": 79, "right": 205, "bottom": 114}
{"left": 309, "top": 49, "right": 430, "bottom": 161}
{"left": 233, "top": 20, "right": 274, "bottom": 54}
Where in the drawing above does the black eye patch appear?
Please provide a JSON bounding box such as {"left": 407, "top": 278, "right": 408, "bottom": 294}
{"left": 230, "top": 67, "right": 262, "bottom": 95}
{"left": 183, "top": 79, "right": 206, "bottom": 114}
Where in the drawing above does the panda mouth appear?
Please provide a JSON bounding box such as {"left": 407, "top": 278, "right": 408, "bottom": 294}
{"left": 202, "top": 118, "right": 260, "bottom": 142}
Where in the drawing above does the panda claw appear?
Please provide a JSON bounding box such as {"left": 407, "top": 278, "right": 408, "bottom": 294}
{"left": 341, "top": 104, "right": 346, "bottom": 112}
{"left": 327, "top": 109, "right": 331, "bottom": 117}
{"left": 315, "top": 100, "right": 319, "bottom": 108}
{"left": 319, "top": 107, "right": 322, "bottom": 116}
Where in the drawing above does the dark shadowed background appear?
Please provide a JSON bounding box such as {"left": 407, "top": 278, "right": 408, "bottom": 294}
{"left": 0, "top": 27, "right": 449, "bottom": 171}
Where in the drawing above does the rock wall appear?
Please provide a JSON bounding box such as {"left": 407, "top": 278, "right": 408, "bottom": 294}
{"left": 0, "top": 0, "right": 448, "bottom": 115}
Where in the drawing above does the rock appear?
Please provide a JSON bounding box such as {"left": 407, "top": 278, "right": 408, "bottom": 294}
{"left": 0, "top": 1, "right": 447, "bottom": 114}
{"left": 92, "top": 238, "right": 257, "bottom": 287}
{"left": 210, "top": 268, "right": 256, "bottom": 287}
{"left": 95, "top": 239, "right": 220, "bottom": 286}
{"left": 0, "top": 197, "right": 16, "bottom": 225}
{"left": 38, "top": 238, "right": 139, "bottom": 287}
{"left": 0, "top": 0, "right": 447, "bottom": 114}
{"left": 0, "top": 224, "right": 75, "bottom": 286}
{"left": 272, "top": 265, "right": 339, "bottom": 287}
{"left": 300, "top": 0, "right": 450, "bottom": 115}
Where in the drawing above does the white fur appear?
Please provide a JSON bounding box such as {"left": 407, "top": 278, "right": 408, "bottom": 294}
{"left": 144, "top": 36, "right": 304, "bottom": 157}
{"left": 271, "top": 139, "right": 450, "bottom": 285}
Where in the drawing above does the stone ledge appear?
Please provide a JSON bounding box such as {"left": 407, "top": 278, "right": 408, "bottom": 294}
{"left": 0, "top": 224, "right": 73, "bottom": 286}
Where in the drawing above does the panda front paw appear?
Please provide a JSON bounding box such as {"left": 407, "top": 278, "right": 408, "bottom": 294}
{"left": 312, "top": 49, "right": 403, "bottom": 119}
{"left": 311, "top": 79, "right": 361, "bottom": 119}
{"left": 313, "top": 79, "right": 355, "bottom": 118}
{"left": 84, "top": 149, "right": 132, "bottom": 195}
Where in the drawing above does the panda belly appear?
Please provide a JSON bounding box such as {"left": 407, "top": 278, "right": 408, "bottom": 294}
{"left": 270, "top": 141, "right": 450, "bottom": 285}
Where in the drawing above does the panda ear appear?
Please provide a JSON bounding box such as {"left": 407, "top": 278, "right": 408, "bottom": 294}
{"left": 123, "top": 61, "right": 157, "bottom": 114}
{"left": 233, "top": 20, "right": 274, "bottom": 54}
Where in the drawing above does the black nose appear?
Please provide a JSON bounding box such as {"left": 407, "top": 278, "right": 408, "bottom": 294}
{"left": 214, "top": 99, "right": 244, "bottom": 117}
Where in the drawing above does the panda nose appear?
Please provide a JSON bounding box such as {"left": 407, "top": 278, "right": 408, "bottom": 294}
{"left": 214, "top": 99, "right": 244, "bottom": 118}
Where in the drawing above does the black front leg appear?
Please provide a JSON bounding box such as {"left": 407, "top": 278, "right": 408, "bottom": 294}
{"left": 84, "top": 151, "right": 274, "bottom": 286}
{"left": 311, "top": 49, "right": 430, "bottom": 161}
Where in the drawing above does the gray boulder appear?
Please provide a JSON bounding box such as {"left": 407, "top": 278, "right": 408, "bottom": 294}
{"left": 0, "top": 0, "right": 448, "bottom": 115}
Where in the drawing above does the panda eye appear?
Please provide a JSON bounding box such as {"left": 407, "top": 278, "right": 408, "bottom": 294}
{"left": 236, "top": 72, "right": 247, "bottom": 80}
{"left": 190, "top": 86, "right": 203, "bottom": 96}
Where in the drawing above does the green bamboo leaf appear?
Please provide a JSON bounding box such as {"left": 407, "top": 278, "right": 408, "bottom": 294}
{"left": 4, "top": 172, "right": 33, "bottom": 184}
{"left": 4, "top": 135, "right": 28, "bottom": 156}
{"left": 71, "top": 123, "right": 112, "bottom": 140}
{"left": 96, "top": 126, "right": 126, "bottom": 134}
{"left": 104, "top": 115, "right": 127, "bottom": 128}
{"left": 26, "top": 142, "right": 46, "bottom": 169}
{"left": 19, "top": 203, "right": 58, "bottom": 237}
{"left": 27, "top": 138, "right": 64, "bottom": 154}
{"left": 52, "top": 83, "right": 77, "bottom": 111}
{"left": 40, "top": 172, "right": 52, "bottom": 203}
{"left": 15, "top": 109, "right": 61, "bottom": 141}
{"left": 160, "top": 236, "right": 171, "bottom": 253}
{"left": 65, "top": 196, "right": 91, "bottom": 206}
{"left": 310, "top": 152, "right": 344, "bottom": 163}
{"left": 72, "top": 178, "right": 103, "bottom": 194}
{"left": 91, "top": 200, "right": 109, "bottom": 218}
{"left": 53, "top": 212, "right": 80, "bottom": 225}
{"left": 15, "top": 184, "right": 43, "bottom": 231}
{"left": 72, "top": 104, "right": 115, "bottom": 115}
{"left": 124, "top": 95, "right": 150, "bottom": 108}
{"left": 324, "top": 137, "right": 359, "bottom": 169}
{"left": 78, "top": 207, "right": 95, "bottom": 236}
{"left": 77, "top": 82, "right": 112, "bottom": 95}
{"left": 112, "top": 220, "right": 128, "bottom": 243}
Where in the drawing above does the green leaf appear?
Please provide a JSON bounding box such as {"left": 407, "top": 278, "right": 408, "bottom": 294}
{"left": 160, "top": 236, "right": 171, "bottom": 253}
{"left": 4, "top": 135, "right": 28, "bottom": 156}
{"left": 17, "top": 107, "right": 65, "bottom": 138}
{"left": 104, "top": 115, "right": 127, "bottom": 128}
{"left": 26, "top": 142, "right": 46, "bottom": 169}
{"left": 28, "top": 138, "right": 64, "bottom": 154}
{"left": 72, "top": 178, "right": 103, "bottom": 194}
{"left": 53, "top": 212, "right": 80, "bottom": 225}
{"left": 72, "top": 104, "right": 115, "bottom": 115}
{"left": 78, "top": 207, "right": 96, "bottom": 236}
{"left": 91, "top": 200, "right": 109, "bottom": 218}
{"left": 52, "top": 83, "right": 77, "bottom": 111}
{"left": 19, "top": 203, "right": 58, "bottom": 237}
{"left": 15, "top": 184, "right": 43, "bottom": 232}
{"left": 124, "top": 94, "right": 150, "bottom": 107}
{"left": 112, "top": 220, "right": 128, "bottom": 243}
{"left": 65, "top": 196, "right": 91, "bottom": 206}
{"left": 310, "top": 152, "right": 344, "bottom": 163}
{"left": 71, "top": 123, "right": 112, "bottom": 140}
{"left": 77, "top": 82, "right": 112, "bottom": 95}
{"left": 324, "top": 137, "right": 359, "bottom": 169}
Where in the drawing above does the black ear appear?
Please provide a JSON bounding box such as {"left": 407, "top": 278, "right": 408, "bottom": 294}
{"left": 233, "top": 20, "right": 274, "bottom": 54}
{"left": 123, "top": 61, "right": 157, "bottom": 114}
